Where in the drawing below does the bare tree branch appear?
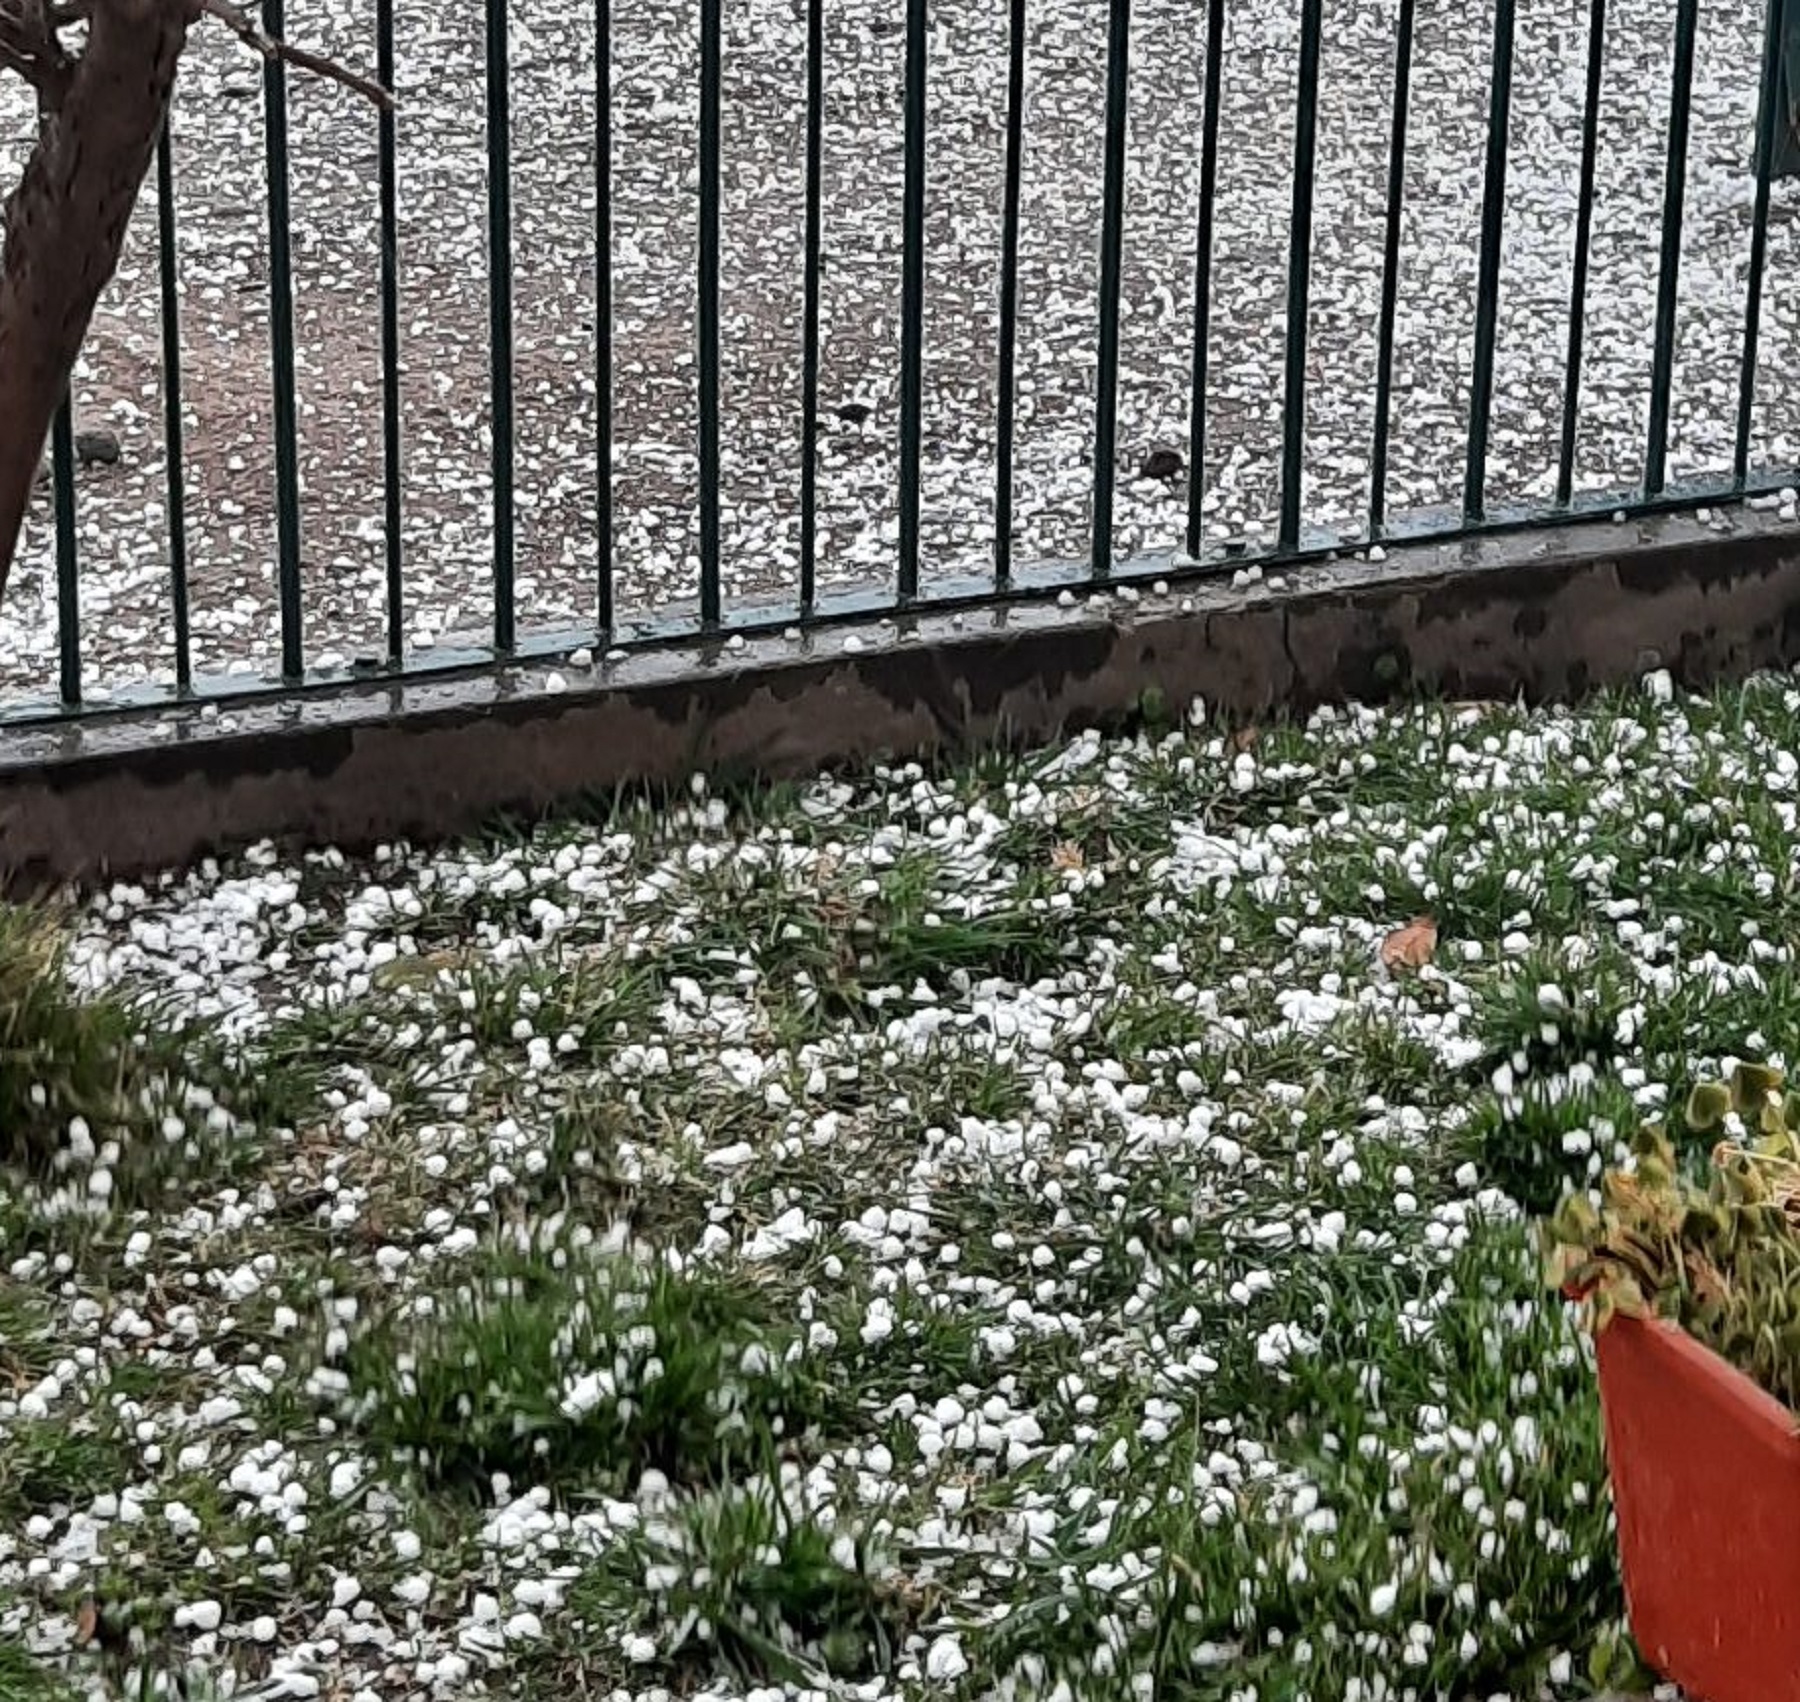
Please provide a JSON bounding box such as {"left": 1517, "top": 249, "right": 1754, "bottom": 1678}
{"left": 196, "top": 0, "right": 395, "bottom": 109}
{"left": 0, "top": 0, "right": 391, "bottom": 598}
{"left": 0, "top": 1, "right": 72, "bottom": 102}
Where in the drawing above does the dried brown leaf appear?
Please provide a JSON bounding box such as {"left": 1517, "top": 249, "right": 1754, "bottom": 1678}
{"left": 1379, "top": 916, "right": 1438, "bottom": 972}
{"left": 1684, "top": 1249, "right": 1731, "bottom": 1309}
{"left": 1050, "top": 842, "right": 1086, "bottom": 873}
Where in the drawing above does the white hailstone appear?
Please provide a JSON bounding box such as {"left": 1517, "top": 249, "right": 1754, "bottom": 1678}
{"left": 163, "top": 1502, "right": 200, "bottom": 1535}
{"left": 174, "top": 1599, "right": 223, "bottom": 1632}
{"left": 925, "top": 1634, "right": 970, "bottom": 1681}
{"left": 1368, "top": 1581, "right": 1398, "bottom": 1618}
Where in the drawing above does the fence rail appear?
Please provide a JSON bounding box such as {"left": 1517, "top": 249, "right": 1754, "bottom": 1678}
{"left": 5, "top": 0, "right": 1796, "bottom": 725}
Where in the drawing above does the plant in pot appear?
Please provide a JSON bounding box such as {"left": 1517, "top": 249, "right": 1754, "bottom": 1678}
{"left": 1547, "top": 1062, "right": 1800, "bottom": 1702}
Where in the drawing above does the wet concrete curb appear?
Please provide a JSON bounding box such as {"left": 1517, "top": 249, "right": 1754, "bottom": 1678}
{"left": 4, "top": 505, "right": 1799, "bottom": 886}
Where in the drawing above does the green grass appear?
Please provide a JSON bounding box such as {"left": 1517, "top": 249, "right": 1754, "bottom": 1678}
{"left": 547, "top": 1477, "right": 920, "bottom": 1687}
{"left": 345, "top": 1240, "right": 821, "bottom": 1494}
{"left": 0, "top": 1639, "right": 78, "bottom": 1701}
{"left": 0, "top": 906, "right": 146, "bottom": 1170}
{"left": 17, "top": 677, "right": 1800, "bottom": 1697}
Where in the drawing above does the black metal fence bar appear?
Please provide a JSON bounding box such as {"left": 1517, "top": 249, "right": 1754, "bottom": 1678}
{"left": 50, "top": 396, "right": 79, "bottom": 707}
{"left": 486, "top": 0, "right": 517, "bottom": 651}
{"left": 1646, "top": 0, "right": 1700, "bottom": 498}
{"left": 897, "top": 0, "right": 927, "bottom": 604}
{"left": 994, "top": 0, "right": 1028, "bottom": 590}
{"left": 1090, "top": 0, "right": 1132, "bottom": 581}
{"left": 799, "top": 0, "right": 825, "bottom": 616}
{"left": 1557, "top": 0, "right": 1606, "bottom": 509}
{"left": 262, "top": 0, "right": 305, "bottom": 682}
{"left": 597, "top": 0, "right": 615, "bottom": 635}
{"left": 377, "top": 0, "right": 403, "bottom": 664}
{"left": 1184, "top": 0, "right": 1223, "bottom": 561}
{"left": 1738, "top": 0, "right": 1783, "bottom": 486}
{"left": 154, "top": 120, "right": 192, "bottom": 694}
{"left": 1277, "top": 0, "right": 1324, "bottom": 554}
{"left": 3, "top": 1, "right": 1796, "bottom": 731}
{"left": 1463, "top": 0, "right": 1515, "bottom": 524}
{"left": 698, "top": 0, "right": 723, "bottom": 626}
{"left": 1368, "top": 0, "right": 1415, "bottom": 538}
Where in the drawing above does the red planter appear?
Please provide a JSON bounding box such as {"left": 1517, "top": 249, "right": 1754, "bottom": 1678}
{"left": 1597, "top": 1313, "right": 1800, "bottom": 1701}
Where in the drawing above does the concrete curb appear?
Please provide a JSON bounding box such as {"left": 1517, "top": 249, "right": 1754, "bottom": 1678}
{"left": 4, "top": 503, "right": 1799, "bottom": 886}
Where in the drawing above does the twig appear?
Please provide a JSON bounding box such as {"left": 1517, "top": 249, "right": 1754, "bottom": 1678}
{"left": 0, "top": 0, "right": 68, "bottom": 93}
{"left": 0, "top": 31, "right": 68, "bottom": 102}
{"left": 196, "top": 0, "right": 394, "bottom": 109}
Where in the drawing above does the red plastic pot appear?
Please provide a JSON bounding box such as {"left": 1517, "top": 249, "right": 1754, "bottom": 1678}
{"left": 1596, "top": 1312, "right": 1800, "bottom": 1701}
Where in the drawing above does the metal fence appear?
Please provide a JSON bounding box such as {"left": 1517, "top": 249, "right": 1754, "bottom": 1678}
{"left": 8, "top": 0, "right": 1797, "bottom": 724}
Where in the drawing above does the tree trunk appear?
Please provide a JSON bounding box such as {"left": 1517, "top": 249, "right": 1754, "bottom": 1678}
{"left": 0, "top": 2, "right": 197, "bottom": 602}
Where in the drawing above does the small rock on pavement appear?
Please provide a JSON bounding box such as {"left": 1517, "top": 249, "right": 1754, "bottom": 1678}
{"left": 35, "top": 429, "right": 122, "bottom": 484}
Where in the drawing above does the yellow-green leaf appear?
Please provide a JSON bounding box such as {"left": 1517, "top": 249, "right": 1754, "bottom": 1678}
{"left": 1734, "top": 1062, "right": 1785, "bottom": 1114}
{"left": 1688, "top": 1080, "right": 1734, "bottom": 1131}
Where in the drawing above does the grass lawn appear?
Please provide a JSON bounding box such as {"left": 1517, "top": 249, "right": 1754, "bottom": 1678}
{"left": 11, "top": 673, "right": 1782, "bottom": 1700}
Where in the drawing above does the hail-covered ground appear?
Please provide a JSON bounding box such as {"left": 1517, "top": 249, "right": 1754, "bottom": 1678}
{"left": 0, "top": 0, "right": 1795, "bottom": 707}
{"left": 12, "top": 675, "right": 1790, "bottom": 1699}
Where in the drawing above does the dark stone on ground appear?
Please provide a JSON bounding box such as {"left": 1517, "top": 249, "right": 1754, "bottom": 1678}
{"left": 33, "top": 429, "right": 122, "bottom": 487}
